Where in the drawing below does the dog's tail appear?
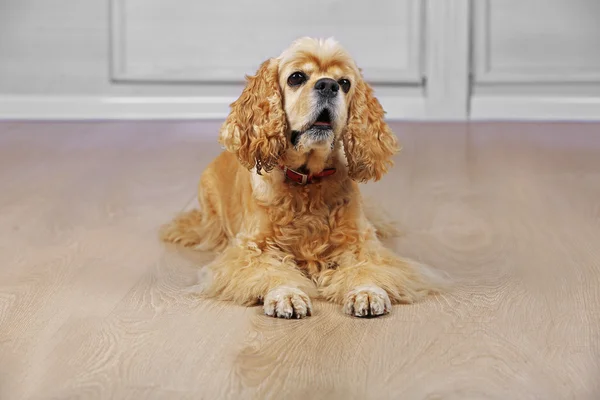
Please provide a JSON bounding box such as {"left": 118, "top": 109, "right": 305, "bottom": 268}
{"left": 160, "top": 209, "right": 228, "bottom": 252}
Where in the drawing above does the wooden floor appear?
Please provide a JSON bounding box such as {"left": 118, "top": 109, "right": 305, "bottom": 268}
{"left": 1, "top": 121, "right": 599, "bottom": 399}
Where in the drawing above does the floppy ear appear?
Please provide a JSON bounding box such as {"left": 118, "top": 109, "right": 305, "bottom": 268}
{"left": 219, "top": 58, "right": 288, "bottom": 174}
{"left": 342, "top": 74, "right": 401, "bottom": 182}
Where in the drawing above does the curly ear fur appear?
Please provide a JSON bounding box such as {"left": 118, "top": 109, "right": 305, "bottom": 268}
{"left": 219, "top": 58, "right": 288, "bottom": 174}
{"left": 342, "top": 75, "right": 401, "bottom": 182}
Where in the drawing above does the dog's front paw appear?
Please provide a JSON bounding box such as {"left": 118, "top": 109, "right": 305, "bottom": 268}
{"left": 263, "top": 286, "right": 313, "bottom": 319}
{"left": 343, "top": 285, "right": 392, "bottom": 317}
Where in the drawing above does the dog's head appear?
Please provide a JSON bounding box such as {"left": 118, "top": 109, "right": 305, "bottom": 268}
{"left": 219, "top": 37, "right": 400, "bottom": 182}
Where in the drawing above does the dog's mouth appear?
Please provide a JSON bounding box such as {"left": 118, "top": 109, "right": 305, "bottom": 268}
{"left": 311, "top": 109, "right": 332, "bottom": 129}
{"left": 290, "top": 108, "right": 335, "bottom": 147}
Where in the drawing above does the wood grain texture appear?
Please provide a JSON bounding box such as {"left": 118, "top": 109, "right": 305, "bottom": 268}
{"left": 0, "top": 121, "right": 599, "bottom": 399}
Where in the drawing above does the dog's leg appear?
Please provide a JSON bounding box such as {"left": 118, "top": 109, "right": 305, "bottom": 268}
{"left": 160, "top": 209, "right": 229, "bottom": 252}
{"left": 199, "top": 241, "right": 316, "bottom": 319}
{"left": 317, "top": 239, "right": 448, "bottom": 318}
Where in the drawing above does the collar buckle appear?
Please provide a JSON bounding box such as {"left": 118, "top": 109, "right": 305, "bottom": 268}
{"left": 280, "top": 165, "right": 336, "bottom": 185}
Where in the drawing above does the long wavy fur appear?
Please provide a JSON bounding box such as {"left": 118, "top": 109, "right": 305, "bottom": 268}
{"left": 218, "top": 59, "right": 288, "bottom": 174}
{"left": 342, "top": 74, "right": 401, "bottom": 182}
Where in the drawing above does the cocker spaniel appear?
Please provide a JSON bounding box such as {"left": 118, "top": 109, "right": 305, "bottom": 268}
{"left": 161, "top": 37, "right": 445, "bottom": 318}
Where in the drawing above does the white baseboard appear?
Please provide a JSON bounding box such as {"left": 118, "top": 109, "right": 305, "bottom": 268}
{"left": 0, "top": 96, "right": 235, "bottom": 120}
{"left": 2, "top": 95, "right": 600, "bottom": 121}
{"left": 0, "top": 95, "right": 426, "bottom": 121}
{"left": 470, "top": 96, "right": 600, "bottom": 120}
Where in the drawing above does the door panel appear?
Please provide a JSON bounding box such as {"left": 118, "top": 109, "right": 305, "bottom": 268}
{"left": 473, "top": 0, "right": 600, "bottom": 83}
{"left": 111, "top": 0, "right": 424, "bottom": 84}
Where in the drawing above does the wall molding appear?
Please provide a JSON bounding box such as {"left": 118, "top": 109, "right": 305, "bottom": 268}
{"left": 0, "top": 95, "right": 426, "bottom": 120}
{"left": 424, "top": 0, "right": 471, "bottom": 119}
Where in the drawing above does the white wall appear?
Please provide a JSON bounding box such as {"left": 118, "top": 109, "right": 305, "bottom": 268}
{"left": 1, "top": 0, "right": 599, "bottom": 120}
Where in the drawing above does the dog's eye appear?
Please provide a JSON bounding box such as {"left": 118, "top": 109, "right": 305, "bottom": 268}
{"left": 338, "top": 79, "right": 351, "bottom": 93}
{"left": 287, "top": 72, "right": 307, "bottom": 87}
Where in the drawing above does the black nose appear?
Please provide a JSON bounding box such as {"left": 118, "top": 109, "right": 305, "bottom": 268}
{"left": 314, "top": 78, "right": 339, "bottom": 98}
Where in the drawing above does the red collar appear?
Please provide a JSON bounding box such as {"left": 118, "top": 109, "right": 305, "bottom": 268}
{"left": 279, "top": 165, "right": 336, "bottom": 185}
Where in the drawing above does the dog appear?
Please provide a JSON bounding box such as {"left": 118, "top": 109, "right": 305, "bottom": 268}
{"left": 161, "top": 37, "right": 446, "bottom": 318}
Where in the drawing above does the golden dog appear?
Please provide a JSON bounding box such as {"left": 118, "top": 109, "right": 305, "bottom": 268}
{"left": 161, "top": 37, "right": 445, "bottom": 318}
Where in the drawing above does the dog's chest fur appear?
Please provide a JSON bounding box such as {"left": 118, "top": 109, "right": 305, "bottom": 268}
{"left": 265, "top": 183, "right": 360, "bottom": 275}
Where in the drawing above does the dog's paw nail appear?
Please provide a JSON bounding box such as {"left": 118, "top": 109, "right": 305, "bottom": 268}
{"left": 263, "top": 286, "right": 312, "bottom": 319}
{"left": 343, "top": 285, "right": 391, "bottom": 318}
